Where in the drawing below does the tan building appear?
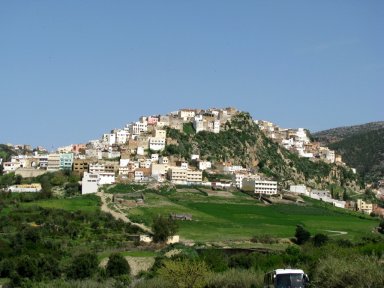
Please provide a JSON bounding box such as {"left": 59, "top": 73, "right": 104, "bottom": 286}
{"left": 73, "top": 159, "right": 91, "bottom": 176}
{"left": 168, "top": 167, "right": 202, "bottom": 184}
{"left": 357, "top": 199, "right": 376, "bottom": 214}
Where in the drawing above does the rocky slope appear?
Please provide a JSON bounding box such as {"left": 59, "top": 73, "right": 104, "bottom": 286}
{"left": 165, "top": 112, "right": 359, "bottom": 192}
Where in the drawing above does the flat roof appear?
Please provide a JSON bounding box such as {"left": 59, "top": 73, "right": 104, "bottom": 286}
{"left": 274, "top": 269, "right": 305, "bottom": 274}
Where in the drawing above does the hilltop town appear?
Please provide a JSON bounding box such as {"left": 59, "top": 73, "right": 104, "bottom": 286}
{"left": 1, "top": 107, "right": 383, "bottom": 216}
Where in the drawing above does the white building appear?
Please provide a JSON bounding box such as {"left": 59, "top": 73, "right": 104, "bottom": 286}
{"left": 151, "top": 163, "right": 168, "bottom": 177}
{"left": 134, "top": 170, "right": 145, "bottom": 182}
{"left": 98, "top": 172, "right": 115, "bottom": 185}
{"left": 242, "top": 178, "right": 278, "bottom": 195}
{"left": 115, "top": 129, "right": 129, "bottom": 144}
{"left": 2, "top": 161, "right": 21, "bottom": 174}
{"left": 149, "top": 137, "right": 166, "bottom": 151}
{"left": 137, "top": 147, "right": 145, "bottom": 156}
{"left": 128, "top": 121, "right": 148, "bottom": 136}
{"left": 103, "top": 133, "right": 116, "bottom": 145}
{"left": 290, "top": 185, "right": 308, "bottom": 194}
{"left": 159, "top": 156, "right": 169, "bottom": 165}
{"left": 153, "top": 129, "right": 166, "bottom": 139}
{"left": 89, "top": 163, "right": 105, "bottom": 174}
{"left": 198, "top": 161, "right": 212, "bottom": 171}
{"left": 223, "top": 165, "right": 246, "bottom": 173}
{"left": 179, "top": 109, "right": 196, "bottom": 120}
{"left": 82, "top": 172, "right": 99, "bottom": 194}
{"left": 8, "top": 184, "right": 42, "bottom": 193}
{"left": 120, "top": 159, "right": 130, "bottom": 167}
{"left": 151, "top": 154, "right": 159, "bottom": 162}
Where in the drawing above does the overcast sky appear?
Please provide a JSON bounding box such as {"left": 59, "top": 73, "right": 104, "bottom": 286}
{"left": 1, "top": 0, "right": 383, "bottom": 149}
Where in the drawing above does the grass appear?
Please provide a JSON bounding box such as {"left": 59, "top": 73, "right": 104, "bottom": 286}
{"left": 22, "top": 194, "right": 100, "bottom": 213}
{"left": 127, "top": 189, "right": 379, "bottom": 242}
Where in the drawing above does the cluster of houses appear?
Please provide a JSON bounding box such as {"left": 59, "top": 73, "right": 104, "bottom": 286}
{"left": 289, "top": 184, "right": 384, "bottom": 216}
{"left": 1, "top": 108, "right": 381, "bottom": 216}
{"left": 255, "top": 120, "right": 345, "bottom": 165}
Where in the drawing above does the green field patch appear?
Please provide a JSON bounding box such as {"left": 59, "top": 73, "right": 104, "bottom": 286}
{"left": 22, "top": 195, "right": 100, "bottom": 213}
{"left": 127, "top": 192, "right": 379, "bottom": 242}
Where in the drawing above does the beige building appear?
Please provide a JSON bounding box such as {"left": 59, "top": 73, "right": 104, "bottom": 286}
{"left": 168, "top": 167, "right": 202, "bottom": 184}
{"left": 357, "top": 199, "right": 376, "bottom": 214}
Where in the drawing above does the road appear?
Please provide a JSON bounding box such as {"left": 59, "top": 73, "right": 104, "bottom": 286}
{"left": 96, "top": 192, "right": 152, "bottom": 233}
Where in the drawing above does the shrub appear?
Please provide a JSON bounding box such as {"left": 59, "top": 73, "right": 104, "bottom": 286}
{"left": 158, "top": 258, "right": 210, "bottom": 288}
{"left": 106, "top": 253, "right": 130, "bottom": 277}
{"left": 205, "top": 268, "right": 263, "bottom": 288}
{"left": 152, "top": 215, "right": 178, "bottom": 243}
{"left": 67, "top": 252, "right": 99, "bottom": 279}
{"left": 199, "top": 249, "right": 228, "bottom": 272}
{"left": 295, "top": 225, "right": 311, "bottom": 245}
{"left": 312, "top": 255, "right": 384, "bottom": 288}
{"left": 312, "top": 233, "right": 329, "bottom": 247}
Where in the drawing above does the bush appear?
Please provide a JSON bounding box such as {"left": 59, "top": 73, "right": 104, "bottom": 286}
{"left": 312, "top": 233, "right": 329, "bottom": 247}
{"left": 295, "top": 225, "right": 311, "bottom": 245}
{"left": 67, "top": 252, "right": 99, "bottom": 279}
{"left": 152, "top": 215, "right": 178, "bottom": 243}
{"left": 106, "top": 253, "right": 130, "bottom": 277}
{"left": 199, "top": 249, "right": 228, "bottom": 272}
{"left": 312, "top": 255, "right": 384, "bottom": 288}
{"left": 205, "top": 268, "right": 263, "bottom": 288}
{"left": 158, "top": 258, "right": 210, "bottom": 288}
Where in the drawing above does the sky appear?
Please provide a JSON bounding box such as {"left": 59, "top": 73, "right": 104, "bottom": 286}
{"left": 1, "top": 0, "right": 383, "bottom": 149}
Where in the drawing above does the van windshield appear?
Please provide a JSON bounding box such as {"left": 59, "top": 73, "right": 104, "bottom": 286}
{"left": 276, "top": 273, "right": 305, "bottom": 288}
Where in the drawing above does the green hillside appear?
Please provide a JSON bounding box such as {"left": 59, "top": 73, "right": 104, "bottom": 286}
{"left": 314, "top": 122, "right": 384, "bottom": 182}
{"left": 164, "top": 112, "right": 358, "bottom": 190}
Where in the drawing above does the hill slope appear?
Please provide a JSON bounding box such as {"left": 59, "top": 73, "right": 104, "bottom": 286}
{"left": 313, "top": 122, "right": 384, "bottom": 182}
{"left": 165, "top": 112, "right": 358, "bottom": 191}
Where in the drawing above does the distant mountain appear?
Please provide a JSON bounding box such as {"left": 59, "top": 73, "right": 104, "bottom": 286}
{"left": 313, "top": 122, "right": 384, "bottom": 182}
{"left": 313, "top": 121, "right": 384, "bottom": 145}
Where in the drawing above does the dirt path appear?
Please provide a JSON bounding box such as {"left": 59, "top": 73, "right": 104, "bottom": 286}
{"left": 324, "top": 230, "right": 348, "bottom": 236}
{"left": 97, "top": 192, "right": 152, "bottom": 233}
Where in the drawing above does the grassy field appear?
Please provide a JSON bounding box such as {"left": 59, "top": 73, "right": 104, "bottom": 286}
{"left": 22, "top": 194, "right": 100, "bottom": 213}
{"left": 127, "top": 189, "right": 379, "bottom": 242}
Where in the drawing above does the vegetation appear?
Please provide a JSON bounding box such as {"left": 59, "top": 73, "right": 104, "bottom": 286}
{"left": 151, "top": 215, "right": 178, "bottom": 243}
{"left": 128, "top": 189, "right": 378, "bottom": 242}
{"left": 0, "top": 191, "right": 142, "bottom": 287}
{"left": 158, "top": 258, "right": 210, "bottom": 288}
{"left": 106, "top": 253, "right": 131, "bottom": 277}
{"left": 314, "top": 122, "right": 384, "bottom": 183}
{"left": 164, "top": 112, "right": 359, "bottom": 189}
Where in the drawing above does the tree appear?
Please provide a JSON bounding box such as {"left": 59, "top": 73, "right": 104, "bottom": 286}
{"left": 67, "top": 252, "right": 98, "bottom": 279}
{"left": 152, "top": 215, "right": 178, "bottom": 243}
{"left": 106, "top": 253, "right": 130, "bottom": 277}
{"left": 378, "top": 220, "right": 384, "bottom": 234}
{"left": 158, "top": 259, "right": 210, "bottom": 288}
{"left": 312, "top": 233, "right": 329, "bottom": 247}
{"left": 295, "top": 225, "right": 311, "bottom": 245}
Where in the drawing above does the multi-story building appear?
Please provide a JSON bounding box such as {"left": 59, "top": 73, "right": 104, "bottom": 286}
{"left": 73, "top": 159, "right": 91, "bottom": 176}
{"left": 149, "top": 137, "right": 166, "bottom": 151}
{"left": 2, "top": 161, "right": 21, "bottom": 174}
{"left": 168, "top": 167, "right": 202, "bottom": 184}
{"left": 357, "top": 199, "right": 376, "bottom": 214}
{"left": 60, "top": 153, "right": 74, "bottom": 170}
{"left": 89, "top": 163, "right": 105, "bottom": 174}
{"left": 179, "top": 109, "right": 196, "bottom": 121}
{"left": 128, "top": 121, "right": 148, "bottom": 136}
{"left": 242, "top": 178, "right": 278, "bottom": 195}
{"left": 47, "top": 154, "right": 61, "bottom": 171}
{"left": 82, "top": 172, "right": 99, "bottom": 194}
